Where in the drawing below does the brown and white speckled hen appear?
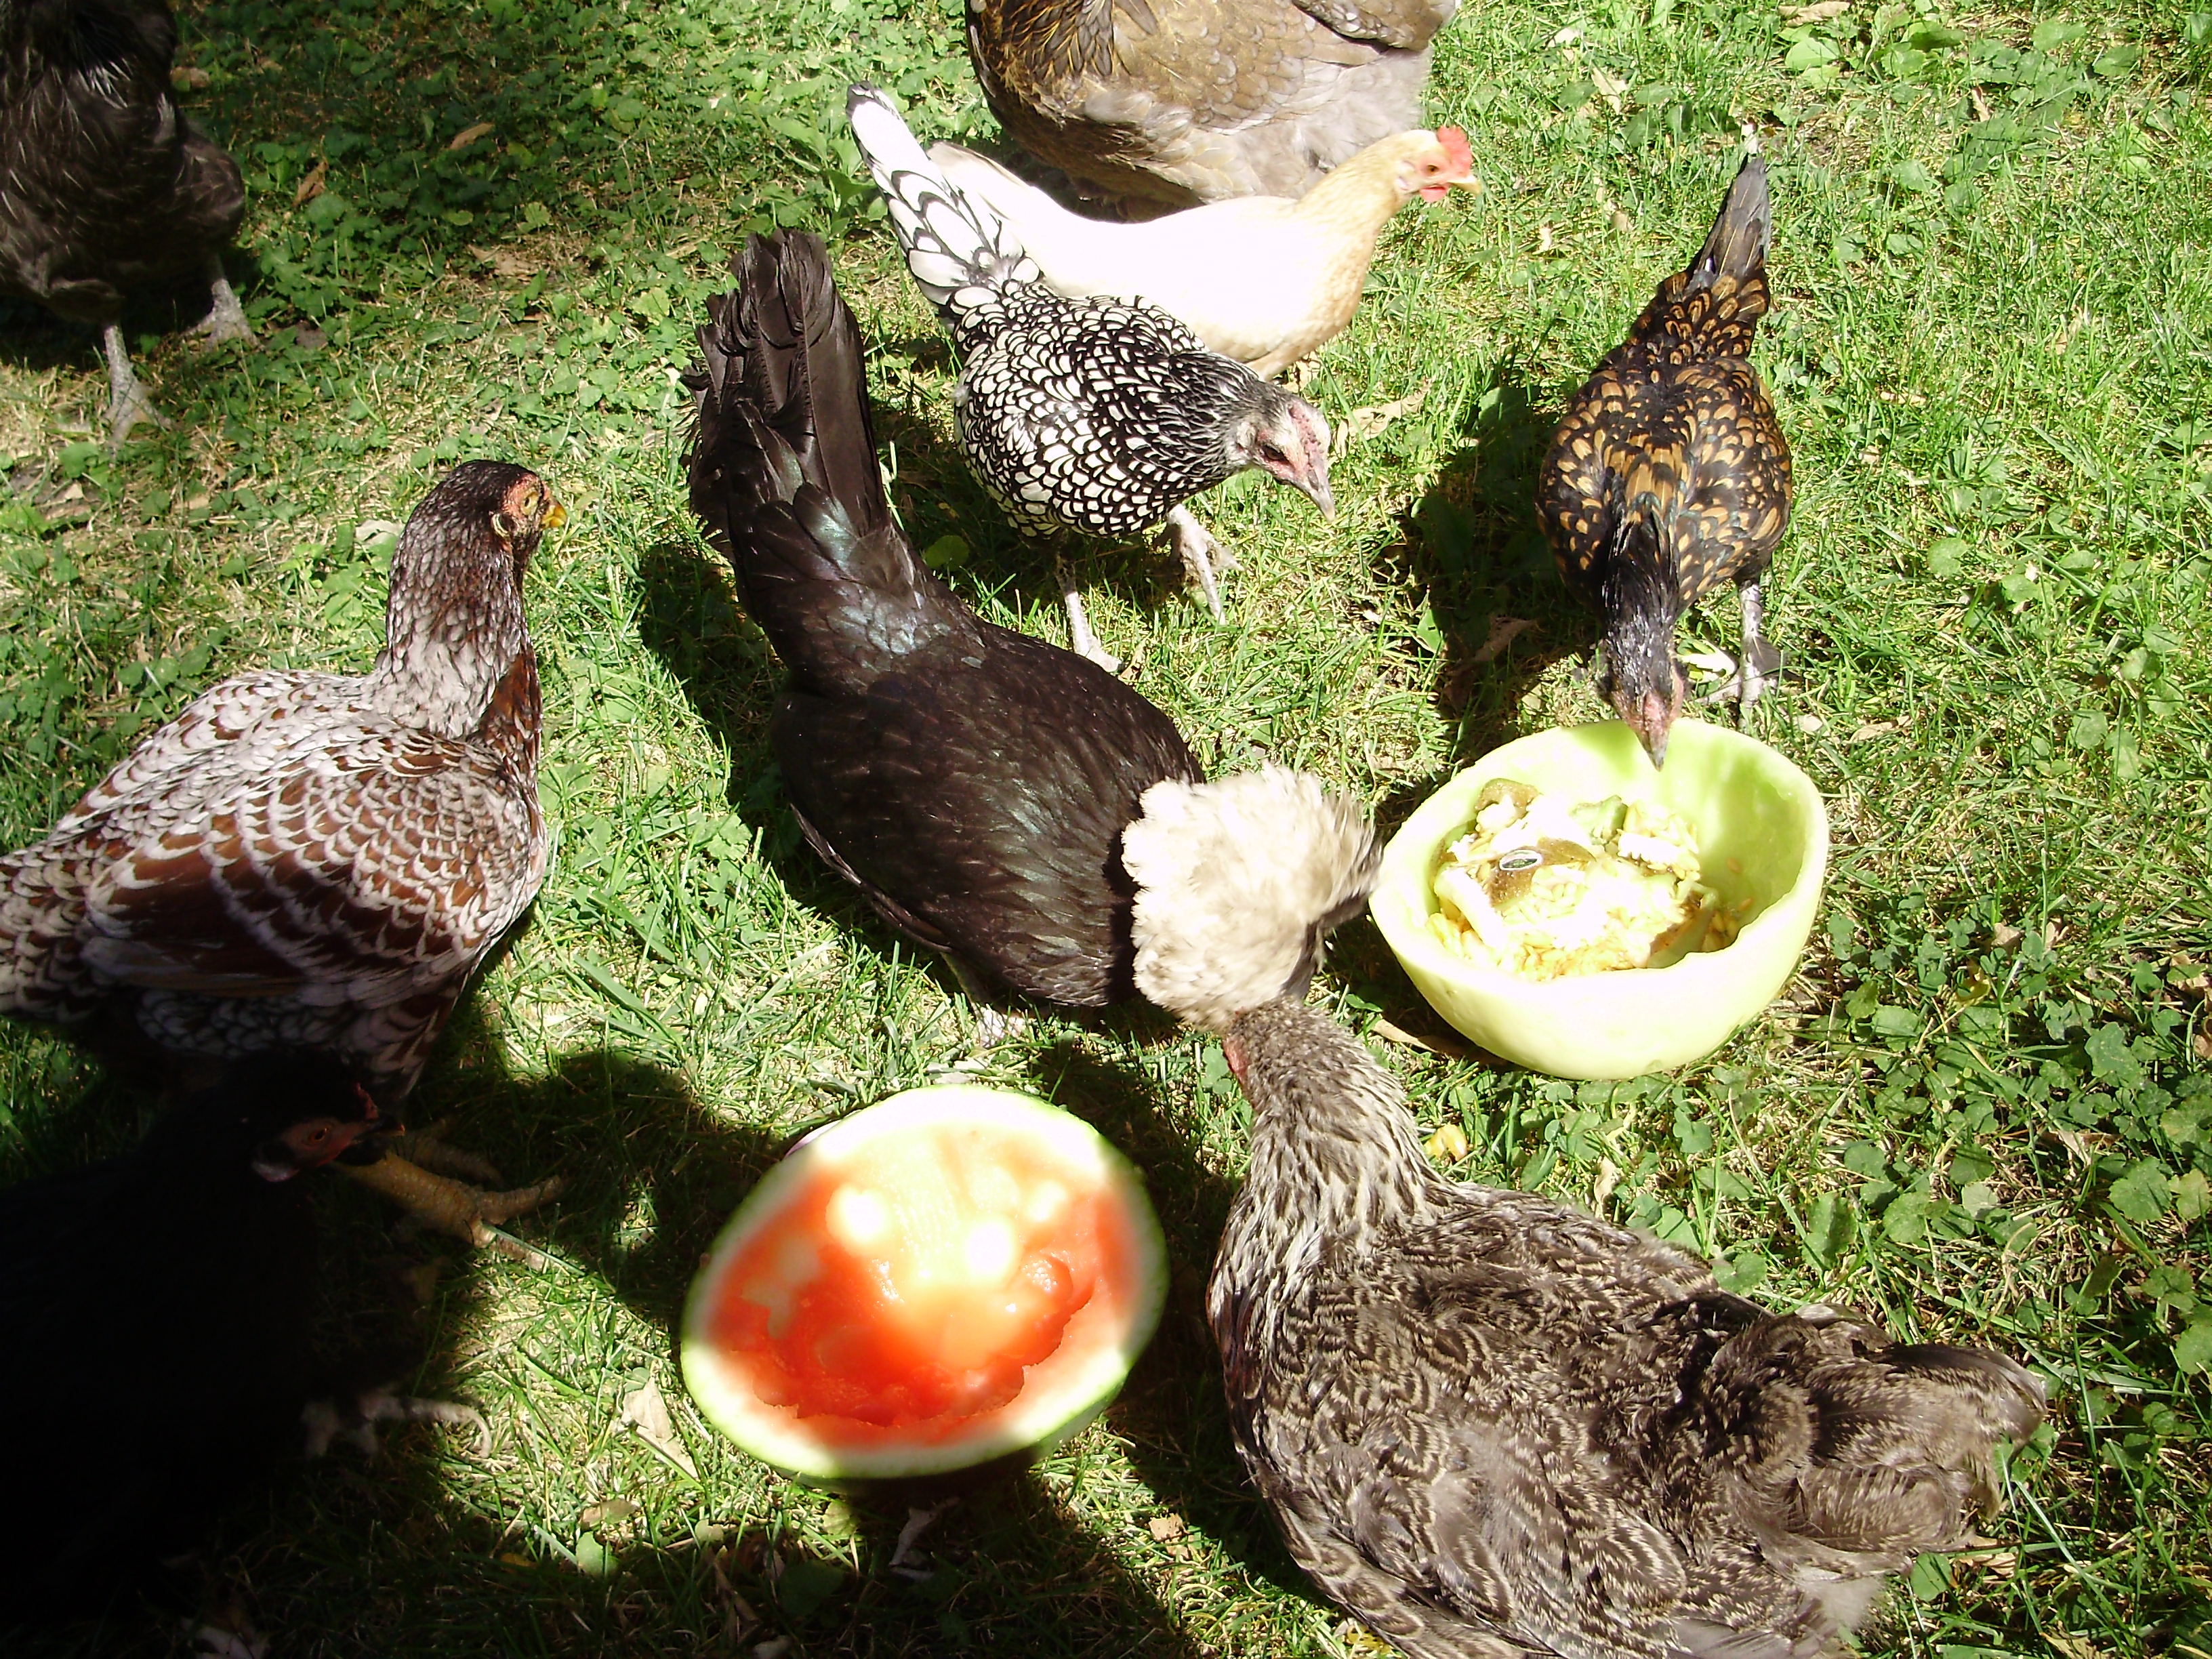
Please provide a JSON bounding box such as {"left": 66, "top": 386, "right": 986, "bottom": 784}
{"left": 0, "top": 0, "right": 253, "bottom": 446}
{"left": 1122, "top": 771, "right": 2047, "bottom": 1659}
{"left": 0, "top": 461, "right": 562, "bottom": 1245}
{"left": 968, "top": 0, "right": 1458, "bottom": 208}
{"left": 1539, "top": 152, "right": 1793, "bottom": 769}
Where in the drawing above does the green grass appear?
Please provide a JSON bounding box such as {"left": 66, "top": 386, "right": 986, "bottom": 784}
{"left": 1, "top": 0, "right": 2209, "bottom": 1652}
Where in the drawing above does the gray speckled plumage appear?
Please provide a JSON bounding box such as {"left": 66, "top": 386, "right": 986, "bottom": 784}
{"left": 1206, "top": 1000, "right": 2046, "bottom": 1659}
{"left": 848, "top": 85, "right": 1330, "bottom": 549}
{"left": 685, "top": 229, "right": 1202, "bottom": 1007}
{"left": 0, "top": 462, "right": 554, "bottom": 1097}
{"left": 968, "top": 0, "right": 1456, "bottom": 207}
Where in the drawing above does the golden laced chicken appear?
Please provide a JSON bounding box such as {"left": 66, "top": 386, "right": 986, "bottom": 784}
{"left": 0, "top": 462, "right": 562, "bottom": 1248}
{"left": 1538, "top": 152, "right": 1792, "bottom": 769}
{"left": 929, "top": 125, "right": 1475, "bottom": 377}
{"left": 968, "top": 0, "right": 1458, "bottom": 207}
{"left": 1120, "top": 770, "right": 2048, "bottom": 1659}
{"left": 0, "top": 0, "right": 253, "bottom": 447}
{"left": 687, "top": 227, "right": 1203, "bottom": 1025}
{"left": 849, "top": 85, "right": 1333, "bottom": 670}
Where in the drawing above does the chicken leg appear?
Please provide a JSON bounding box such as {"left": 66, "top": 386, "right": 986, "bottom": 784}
{"left": 102, "top": 323, "right": 169, "bottom": 450}
{"left": 340, "top": 1151, "right": 562, "bottom": 1258}
{"left": 1059, "top": 561, "right": 1122, "bottom": 674}
{"left": 1165, "top": 504, "right": 1235, "bottom": 621}
{"left": 1698, "top": 577, "right": 1784, "bottom": 712}
{"left": 196, "top": 254, "right": 255, "bottom": 347}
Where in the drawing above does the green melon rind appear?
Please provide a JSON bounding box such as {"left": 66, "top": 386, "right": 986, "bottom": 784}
{"left": 678, "top": 1084, "right": 1169, "bottom": 1481}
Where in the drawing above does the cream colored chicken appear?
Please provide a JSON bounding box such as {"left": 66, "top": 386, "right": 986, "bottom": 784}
{"left": 928, "top": 127, "right": 1475, "bottom": 377}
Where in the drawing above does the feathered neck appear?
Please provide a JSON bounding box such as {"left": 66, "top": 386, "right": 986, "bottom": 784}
{"left": 372, "top": 515, "right": 534, "bottom": 745}
{"left": 1291, "top": 131, "right": 1439, "bottom": 239}
{"left": 1223, "top": 999, "right": 1448, "bottom": 1251}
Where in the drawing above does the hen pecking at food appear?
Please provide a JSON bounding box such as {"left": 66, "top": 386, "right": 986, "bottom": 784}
{"left": 967, "top": 0, "right": 1458, "bottom": 208}
{"left": 0, "top": 1052, "right": 375, "bottom": 1621}
{"left": 929, "top": 125, "right": 1475, "bottom": 377}
{"left": 0, "top": 461, "right": 562, "bottom": 1247}
{"left": 1538, "top": 152, "right": 1793, "bottom": 768}
{"left": 687, "top": 226, "right": 1203, "bottom": 1019}
{"left": 1122, "top": 772, "right": 2047, "bottom": 1659}
{"left": 0, "top": 0, "right": 254, "bottom": 447}
{"left": 849, "top": 85, "right": 1334, "bottom": 670}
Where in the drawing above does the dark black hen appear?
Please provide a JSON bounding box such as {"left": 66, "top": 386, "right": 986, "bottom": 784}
{"left": 1120, "top": 788, "right": 2047, "bottom": 1659}
{"left": 0, "top": 0, "right": 251, "bottom": 445}
{"left": 687, "top": 229, "right": 1202, "bottom": 1010}
{"left": 1539, "top": 152, "right": 1791, "bottom": 767}
{"left": 0, "top": 1052, "right": 377, "bottom": 1621}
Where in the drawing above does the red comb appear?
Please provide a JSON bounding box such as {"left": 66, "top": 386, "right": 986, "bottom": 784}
{"left": 1437, "top": 126, "right": 1473, "bottom": 174}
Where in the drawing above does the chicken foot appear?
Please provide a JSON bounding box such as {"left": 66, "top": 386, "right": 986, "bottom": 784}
{"left": 947, "top": 952, "right": 1027, "bottom": 1049}
{"left": 1696, "top": 578, "right": 1783, "bottom": 713}
{"left": 302, "top": 1387, "right": 491, "bottom": 1459}
{"left": 102, "top": 323, "right": 171, "bottom": 451}
{"left": 1059, "top": 562, "right": 1122, "bottom": 675}
{"left": 1165, "top": 504, "right": 1237, "bottom": 623}
{"left": 196, "top": 254, "right": 256, "bottom": 347}
{"left": 340, "top": 1151, "right": 562, "bottom": 1258}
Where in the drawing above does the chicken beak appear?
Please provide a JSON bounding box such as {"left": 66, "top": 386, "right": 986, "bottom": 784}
{"left": 544, "top": 497, "right": 568, "bottom": 530}
{"left": 1300, "top": 476, "right": 1336, "bottom": 520}
{"left": 1635, "top": 689, "right": 1673, "bottom": 769}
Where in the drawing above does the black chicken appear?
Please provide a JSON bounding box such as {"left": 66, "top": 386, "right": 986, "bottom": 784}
{"left": 687, "top": 228, "right": 1206, "bottom": 1016}
{"left": 1538, "top": 152, "right": 1792, "bottom": 767}
{"left": 0, "top": 1052, "right": 378, "bottom": 1620}
{"left": 0, "top": 0, "right": 252, "bottom": 446}
{"left": 847, "top": 85, "right": 1333, "bottom": 671}
{"left": 1120, "top": 780, "right": 2048, "bottom": 1659}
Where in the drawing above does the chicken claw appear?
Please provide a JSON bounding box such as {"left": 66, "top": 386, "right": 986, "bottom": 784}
{"left": 1060, "top": 575, "right": 1123, "bottom": 674}
{"left": 195, "top": 255, "right": 256, "bottom": 348}
{"left": 102, "top": 323, "right": 171, "bottom": 450}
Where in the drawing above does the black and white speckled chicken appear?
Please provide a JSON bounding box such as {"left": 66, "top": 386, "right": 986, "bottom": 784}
{"left": 1122, "top": 773, "right": 2048, "bottom": 1659}
{"left": 1538, "top": 151, "right": 1793, "bottom": 768}
{"left": 0, "top": 0, "right": 254, "bottom": 447}
{"left": 848, "top": 85, "right": 1334, "bottom": 670}
{"left": 687, "top": 227, "right": 1205, "bottom": 1019}
{"left": 0, "top": 462, "right": 563, "bottom": 1246}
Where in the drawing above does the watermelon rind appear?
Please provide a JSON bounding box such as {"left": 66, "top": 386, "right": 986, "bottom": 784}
{"left": 679, "top": 1084, "right": 1169, "bottom": 1482}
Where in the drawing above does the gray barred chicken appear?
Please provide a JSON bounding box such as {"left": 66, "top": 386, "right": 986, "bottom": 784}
{"left": 0, "top": 462, "right": 562, "bottom": 1246}
{"left": 1120, "top": 772, "right": 2047, "bottom": 1659}
{"left": 848, "top": 85, "right": 1333, "bottom": 671}
{"left": 1538, "top": 152, "right": 1792, "bottom": 768}
{"left": 968, "top": 0, "right": 1458, "bottom": 208}
{"left": 0, "top": 0, "right": 253, "bottom": 447}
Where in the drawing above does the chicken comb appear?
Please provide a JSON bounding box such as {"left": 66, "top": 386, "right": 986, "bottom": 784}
{"left": 1437, "top": 126, "right": 1473, "bottom": 175}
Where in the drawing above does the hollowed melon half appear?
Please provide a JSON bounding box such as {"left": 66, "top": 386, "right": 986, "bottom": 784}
{"left": 680, "top": 1085, "right": 1168, "bottom": 1482}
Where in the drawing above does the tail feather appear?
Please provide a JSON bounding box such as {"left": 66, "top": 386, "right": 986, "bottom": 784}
{"left": 1629, "top": 153, "right": 1771, "bottom": 360}
{"left": 686, "top": 230, "right": 962, "bottom": 690}
{"left": 1123, "top": 769, "right": 1379, "bottom": 1030}
{"left": 847, "top": 85, "right": 1038, "bottom": 323}
{"left": 1692, "top": 1310, "right": 2045, "bottom": 1585}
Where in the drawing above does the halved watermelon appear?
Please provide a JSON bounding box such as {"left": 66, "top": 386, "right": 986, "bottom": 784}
{"left": 680, "top": 1084, "right": 1168, "bottom": 1481}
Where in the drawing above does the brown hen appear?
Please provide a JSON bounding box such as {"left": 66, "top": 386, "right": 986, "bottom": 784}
{"left": 0, "top": 461, "right": 562, "bottom": 1246}
{"left": 968, "top": 0, "right": 1458, "bottom": 207}
{"left": 1538, "top": 153, "right": 1791, "bottom": 768}
{"left": 1122, "top": 775, "right": 2048, "bottom": 1659}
